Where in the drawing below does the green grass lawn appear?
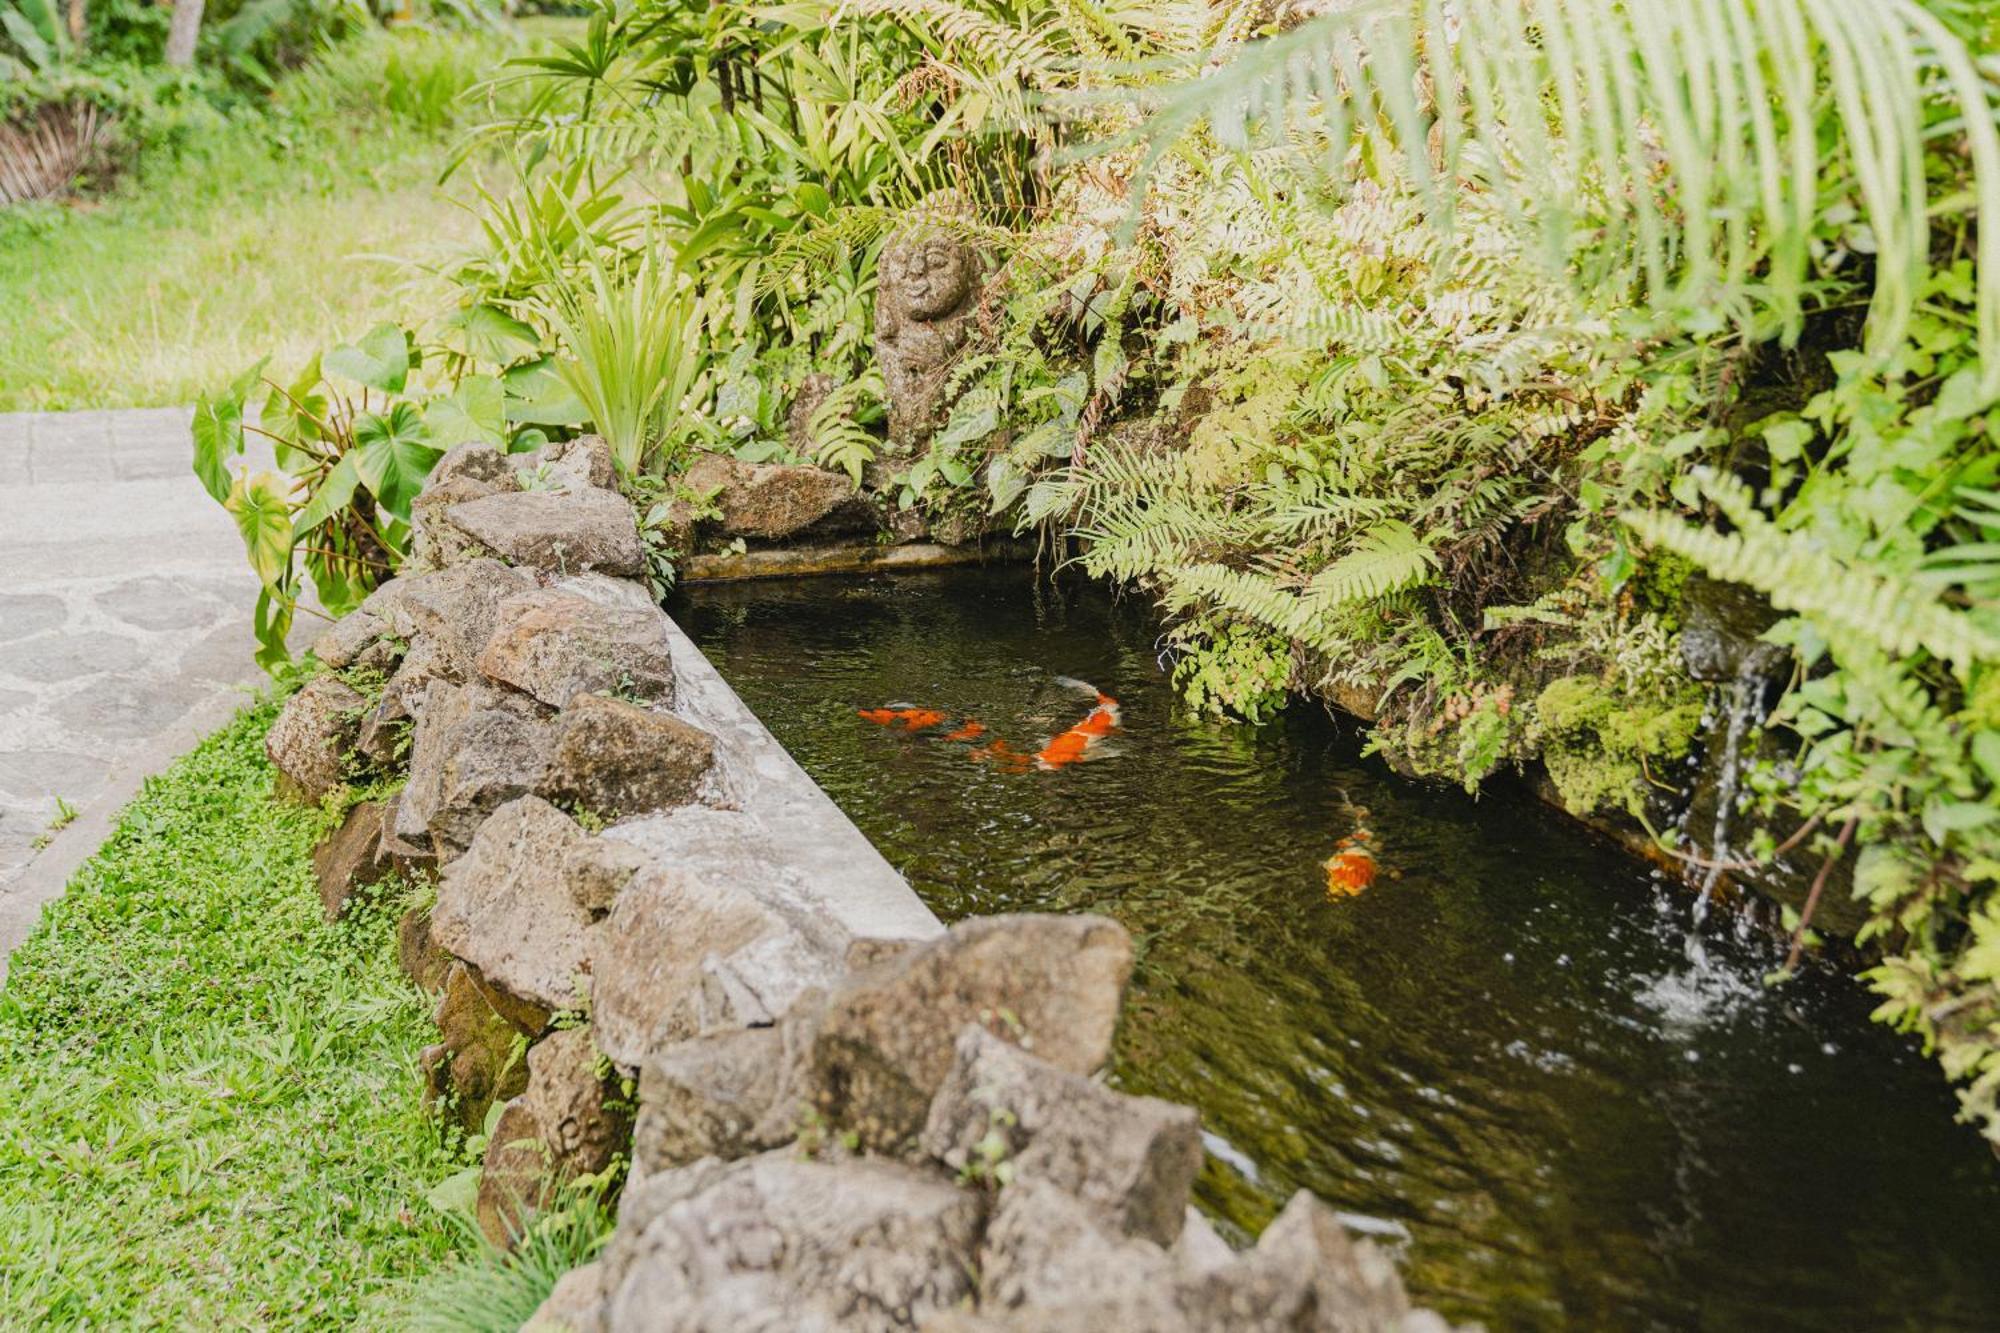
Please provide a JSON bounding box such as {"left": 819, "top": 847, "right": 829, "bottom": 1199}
{"left": 0, "top": 28, "right": 515, "bottom": 413}
{"left": 0, "top": 696, "right": 461, "bottom": 1327}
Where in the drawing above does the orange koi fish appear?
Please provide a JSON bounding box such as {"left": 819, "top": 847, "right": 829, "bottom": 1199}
{"left": 943, "top": 720, "right": 988, "bottom": 742}
{"left": 1323, "top": 802, "right": 1378, "bottom": 898}
{"left": 856, "top": 706, "right": 950, "bottom": 731}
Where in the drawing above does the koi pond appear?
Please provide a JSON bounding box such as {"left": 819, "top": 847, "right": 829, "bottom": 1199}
{"left": 674, "top": 567, "right": 2000, "bottom": 1330}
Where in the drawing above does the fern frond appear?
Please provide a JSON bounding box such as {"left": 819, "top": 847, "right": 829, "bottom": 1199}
{"left": 1623, "top": 470, "right": 2000, "bottom": 680}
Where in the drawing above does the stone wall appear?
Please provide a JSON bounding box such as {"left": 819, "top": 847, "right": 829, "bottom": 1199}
{"left": 267, "top": 436, "right": 1466, "bottom": 1333}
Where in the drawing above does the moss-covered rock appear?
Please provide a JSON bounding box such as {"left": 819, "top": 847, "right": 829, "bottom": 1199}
{"left": 1533, "top": 674, "right": 1704, "bottom": 819}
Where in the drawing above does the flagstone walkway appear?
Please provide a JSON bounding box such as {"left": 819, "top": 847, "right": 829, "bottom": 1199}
{"left": 0, "top": 407, "right": 274, "bottom": 969}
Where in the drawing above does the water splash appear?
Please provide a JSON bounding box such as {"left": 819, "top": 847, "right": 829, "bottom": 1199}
{"left": 1648, "top": 669, "right": 1771, "bottom": 1024}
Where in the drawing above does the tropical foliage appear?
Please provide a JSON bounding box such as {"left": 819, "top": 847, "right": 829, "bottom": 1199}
{"left": 195, "top": 0, "right": 2000, "bottom": 1145}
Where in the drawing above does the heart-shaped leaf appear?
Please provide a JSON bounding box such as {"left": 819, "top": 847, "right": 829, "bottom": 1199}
{"left": 325, "top": 323, "right": 413, "bottom": 394}
{"left": 425, "top": 375, "right": 507, "bottom": 449}
{"left": 503, "top": 356, "right": 589, "bottom": 427}
{"left": 442, "top": 304, "right": 541, "bottom": 365}
{"left": 191, "top": 358, "right": 269, "bottom": 503}
{"left": 225, "top": 472, "right": 296, "bottom": 591}
{"left": 191, "top": 394, "right": 245, "bottom": 504}
{"left": 293, "top": 453, "right": 361, "bottom": 536}
{"left": 352, "top": 403, "right": 441, "bottom": 524}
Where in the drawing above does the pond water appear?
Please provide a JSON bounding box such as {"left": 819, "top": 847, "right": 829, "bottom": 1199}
{"left": 674, "top": 567, "right": 2000, "bottom": 1331}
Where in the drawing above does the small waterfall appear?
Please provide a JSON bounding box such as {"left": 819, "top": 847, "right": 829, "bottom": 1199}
{"left": 1636, "top": 578, "right": 1789, "bottom": 1019}
{"left": 1690, "top": 671, "right": 1761, "bottom": 924}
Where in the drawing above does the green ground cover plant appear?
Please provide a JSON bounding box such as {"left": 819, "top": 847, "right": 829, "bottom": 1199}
{"left": 0, "top": 694, "right": 463, "bottom": 1326}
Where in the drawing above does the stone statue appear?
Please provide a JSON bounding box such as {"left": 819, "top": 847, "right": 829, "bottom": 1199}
{"left": 874, "top": 223, "right": 982, "bottom": 455}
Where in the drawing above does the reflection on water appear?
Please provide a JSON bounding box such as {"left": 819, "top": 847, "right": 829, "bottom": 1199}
{"left": 675, "top": 568, "right": 2000, "bottom": 1331}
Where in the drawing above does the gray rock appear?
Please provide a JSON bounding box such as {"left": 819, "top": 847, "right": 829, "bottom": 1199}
{"left": 524, "top": 1261, "right": 609, "bottom": 1333}
{"left": 477, "top": 589, "right": 678, "bottom": 710}
{"left": 353, "top": 636, "right": 449, "bottom": 767}
{"left": 968, "top": 1182, "right": 1459, "bottom": 1333}
{"left": 444, "top": 488, "right": 647, "bottom": 578}
{"left": 921, "top": 1026, "right": 1201, "bottom": 1246}
{"left": 310, "top": 610, "right": 388, "bottom": 670}
{"left": 431, "top": 796, "right": 595, "bottom": 1013}
{"left": 523, "top": 1025, "right": 631, "bottom": 1177}
{"left": 1679, "top": 573, "right": 1788, "bottom": 684}
{"left": 265, "top": 675, "right": 366, "bottom": 803}
{"left": 784, "top": 373, "right": 836, "bottom": 454}
{"left": 398, "top": 679, "right": 554, "bottom": 860}
{"left": 681, "top": 452, "right": 874, "bottom": 542}
{"left": 361, "top": 559, "right": 534, "bottom": 678}
{"left": 408, "top": 445, "right": 517, "bottom": 572}
{"left": 312, "top": 800, "right": 395, "bottom": 921}
{"left": 399, "top": 906, "right": 452, "bottom": 994}
{"left": 977, "top": 1178, "right": 1180, "bottom": 1319}
{"left": 564, "top": 835, "right": 650, "bottom": 919}
{"left": 520, "top": 435, "right": 617, "bottom": 492}
{"left": 478, "top": 1097, "right": 549, "bottom": 1249}
{"left": 432, "top": 442, "right": 517, "bottom": 490}
{"left": 588, "top": 828, "right": 844, "bottom": 1068}
{"left": 600, "top": 1152, "right": 982, "bottom": 1333}
{"left": 633, "top": 1009, "right": 821, "bottom": 1171}
{"left": 540, "top": 693, "right": 714, "bottom": 820}
{"left": 812, "top": 913, "right": 1133, "bottom": 1153}
{"left": 1178, "top": 1191, "right": 1457, "bottom": 1333}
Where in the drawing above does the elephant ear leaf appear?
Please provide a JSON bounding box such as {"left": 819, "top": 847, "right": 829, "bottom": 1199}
{"left": 325, "top": 323, "right": 414, "bottom": 394}
{"left": 292, "top": 453, "right": 361, "bottom": 536}
{"left": 425, "top": 374, "right": 507, "bottom": 448}
{"left": 503, "top": 355, "right": 589, "bottom": 427}
{"left": 443, "top": 304, "right": 540, "bottom": 366}
{"left": 190, "top": 357, "right": 269, "bottom": 503}
{"left": 352, "top": 402, "right": 441, "bottom": 523}
{"left": 225, "top": 471, "right": 296, "bottom": 591}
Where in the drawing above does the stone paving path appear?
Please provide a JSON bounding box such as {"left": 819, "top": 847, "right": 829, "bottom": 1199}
{"left": 0, "top": 407, "right": 274, "bottom": 963}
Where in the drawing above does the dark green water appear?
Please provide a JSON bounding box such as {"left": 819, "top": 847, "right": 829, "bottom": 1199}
{"left": 674, "top": 568, "right": 2000, "bottom": 1331}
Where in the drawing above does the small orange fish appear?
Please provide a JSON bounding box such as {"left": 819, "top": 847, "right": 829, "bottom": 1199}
{"left": 858, "top": 677, "right": 1122, "bottom": 774}
{"left": 857, "top": 706, "right": 948, "bottom": 731}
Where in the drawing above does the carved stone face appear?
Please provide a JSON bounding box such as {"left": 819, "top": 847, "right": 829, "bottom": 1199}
{"left": 884, "top": 236, "right": 975, "bottom": 322}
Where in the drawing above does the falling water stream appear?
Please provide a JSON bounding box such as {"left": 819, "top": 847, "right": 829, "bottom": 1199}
{"left": 675, "top": 568, "right": 2000, "bottom": 1331}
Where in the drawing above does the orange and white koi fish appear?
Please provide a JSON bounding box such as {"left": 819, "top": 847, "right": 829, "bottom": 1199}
{"left": 1323, "top": 797, "right": 1378, "bottom": 898}
{"left": 1035, "top": 677, "right": 1121, "bottom": 770}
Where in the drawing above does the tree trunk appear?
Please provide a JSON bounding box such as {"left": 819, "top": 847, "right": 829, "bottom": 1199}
{"left": 163, "top": 0, "right": 203, "bottom": 67}
{"left": 64, "top": 0, "right": 83, "bottom": 47}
